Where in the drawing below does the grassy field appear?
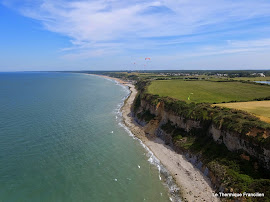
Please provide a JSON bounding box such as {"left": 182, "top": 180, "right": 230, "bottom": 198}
{"left": 147, "top": 80, "right": 270, "bottom": 103}
{"left": 215, "top": 101, "right": 270, "bottom": 123}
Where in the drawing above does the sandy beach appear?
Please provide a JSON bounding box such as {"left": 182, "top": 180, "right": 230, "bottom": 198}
{"left": 93, "top": 74, "right": 129, "bottom": 85}
{"left": 96, "top": 74, "right": 219, "bottom": 202}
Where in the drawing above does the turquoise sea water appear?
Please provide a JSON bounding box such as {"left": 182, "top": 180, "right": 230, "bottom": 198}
{"left": 0, "top": 72, "right": 172, "bottom": 202}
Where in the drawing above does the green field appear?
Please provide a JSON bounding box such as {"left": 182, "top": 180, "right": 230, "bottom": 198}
{"left": 147, "top": 80, "right": 270, "bottom": 103}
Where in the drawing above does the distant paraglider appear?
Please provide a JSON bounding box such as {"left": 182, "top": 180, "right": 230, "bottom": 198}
{"left": 128, "top": 57, "right": 152, "bottom": 71}
{"left": 144, "top": 57, "right": 151, "bottom": 71}
{"left": 132, "top": 61, "right": 137, "bottom": 70}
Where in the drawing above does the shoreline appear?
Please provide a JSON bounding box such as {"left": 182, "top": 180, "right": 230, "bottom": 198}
{"left": 92, "top": 74, "right": 219, "bottom": 202}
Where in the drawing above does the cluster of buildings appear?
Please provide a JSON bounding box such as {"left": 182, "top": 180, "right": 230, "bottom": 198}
{"left": 251, "top": 73, "right": 266, "bottom": 77}
{"left": 158, "top": 72, "right": 196, "bottom": 76}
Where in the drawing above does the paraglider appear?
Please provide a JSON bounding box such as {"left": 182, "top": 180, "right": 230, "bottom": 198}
{"left": 132, "top": 61, "right": 137, "bottom": 70}
{"left": 129, "top": 57, "right": 151, "bottom": 70}
{"left": 144, "top": 57, "right": 151, "bottom": 70}
{"left": 188, "top": 93, "right": 194, "bottom": 101}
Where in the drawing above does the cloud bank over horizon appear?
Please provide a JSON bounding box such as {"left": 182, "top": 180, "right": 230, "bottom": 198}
{"left": 1, "top": 0, "right": 270, "bottom": 70}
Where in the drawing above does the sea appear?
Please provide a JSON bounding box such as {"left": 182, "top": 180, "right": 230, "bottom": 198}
{"left": 0, "top": 72, "right": 175, "bottom": 202}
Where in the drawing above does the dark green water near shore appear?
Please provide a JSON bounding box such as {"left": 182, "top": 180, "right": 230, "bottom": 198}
{"left": 0, "top": 72, "right": 171, "bottom": 201}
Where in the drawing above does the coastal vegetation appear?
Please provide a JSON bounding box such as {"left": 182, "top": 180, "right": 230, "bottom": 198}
{"left": 160, "top": 120, "right": 270, "bottom": 200}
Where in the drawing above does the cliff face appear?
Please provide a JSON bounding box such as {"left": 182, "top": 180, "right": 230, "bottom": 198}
{"left": 209, "top": 125, "right": 270, "bottom": 170}
{"left": 137, "top": 98, "right": 270, "bottom": 170}
{"left": 141, "top": 99, "right": 201, "bottom": 131}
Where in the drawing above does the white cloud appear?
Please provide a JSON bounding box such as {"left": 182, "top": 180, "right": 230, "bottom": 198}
{"left": 3, "top": 0, "right": 270, "bottom": 61}
{"left": 228, "top": 38, "right": 270, "bottom": 48}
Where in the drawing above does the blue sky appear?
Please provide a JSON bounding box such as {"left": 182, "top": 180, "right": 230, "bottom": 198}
{"left": 1, "top": 0, "right": 270, "bottom": 71}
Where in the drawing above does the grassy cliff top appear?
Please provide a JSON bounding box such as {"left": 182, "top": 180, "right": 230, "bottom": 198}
{"left": 147, "top": 80, "right": 270, "bottom": 104}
